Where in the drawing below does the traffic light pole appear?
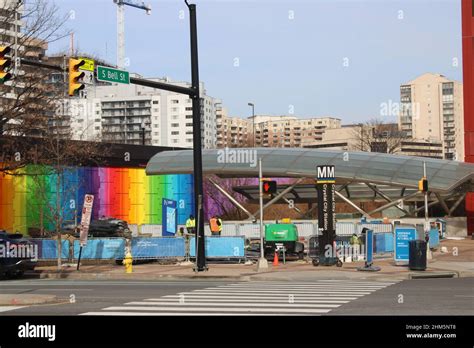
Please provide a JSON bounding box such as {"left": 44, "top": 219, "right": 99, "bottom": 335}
{"left": 186, "top": 0, "right": 206, "bottom": 272}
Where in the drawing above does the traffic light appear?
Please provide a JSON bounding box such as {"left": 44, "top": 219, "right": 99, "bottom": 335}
{"left": 68, "top": 58, "right": 86, "bottom": 96}
{"left": 0, "top": 46, "right": 12, "bottom": 84}
{"left": 418, "top": 177, "right": 428, "bottom": 192}
{"left": 262, "top": 180, "right": 277, "bottom": 194}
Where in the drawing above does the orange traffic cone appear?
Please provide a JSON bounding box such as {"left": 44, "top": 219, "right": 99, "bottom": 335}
{"left": 273, "top": 251, "right": 279, "bottom": 266}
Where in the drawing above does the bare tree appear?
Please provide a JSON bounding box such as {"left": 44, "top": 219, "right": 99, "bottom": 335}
{"left": 0, "top": 1, "right": 108, "bottom": 270}
{"left": 351, "top": 118, "right": 408, "bottom": 154}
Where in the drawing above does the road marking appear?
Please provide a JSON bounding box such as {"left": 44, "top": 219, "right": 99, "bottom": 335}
{"left": 160, "top": 295, "right": 358, "bottom": 300}
{"left": 0, "top": 306, "right": 26, "bottom": 312}
{"left": 80, "top": 312, "right": 294, "bottom": 316}
{"left": 79, "top": 280, "right": 398, "bottom": 316}
{"left": 101, "top": 306, "right": 333, "bottom": 314}
{"left": 124, "top": 301, "right": 341, "bottom": 308}
{"left": 147, "top": 298, "right": 352, "bottom": 303}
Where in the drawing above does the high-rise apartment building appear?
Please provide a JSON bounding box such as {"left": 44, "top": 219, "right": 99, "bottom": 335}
{"left": 399, "top": 73, "right": 464, "bottom": 160}
{"left": 216, "top": 105, "right": 252, "bottom": 148}
{"left": 253, "top": 115, "right": 341, "bottom": 148}
{"left": 68, "top": 77, "right": 219, "bottom": 148}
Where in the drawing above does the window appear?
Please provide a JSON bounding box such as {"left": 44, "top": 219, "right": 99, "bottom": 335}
{"left": 94, "top": 126, "right": 100, "bottom": 130}
{"left": 171, "top": 131, "right": 179, "bottom": 135}
{"left": 153, "top": 101, "right": 159, "bottom": 104}
{"left": 186, "top": 115, "right": 193, "bottom": 119}
{"left": 171, "top": 123, "right": 179, "bottom": 127}
{"left": 185, "top": 107, "right": 192, "bottom": 111}
{"left": 95, "top": 119, "right": 100, "bottom": 122}
{"left": 171, "top": 100, "right": 179, "bottom": 104}
{"left": 186, "top": 123, "right": 193, "bottom": 127}
{"left": 154, "top": 132, "right": 158, "bottom": 136}
{"left": 172, "top": 139, "right": 178, "bottom": 143}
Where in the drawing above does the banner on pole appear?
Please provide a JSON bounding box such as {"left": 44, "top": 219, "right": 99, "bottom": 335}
{"left": 79, "top": 194, "right": 94, "bottom": 247}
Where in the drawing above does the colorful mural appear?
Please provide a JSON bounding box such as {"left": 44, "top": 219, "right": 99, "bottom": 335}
{"left": 0, "top": 166, "right": 194, "bottom": 234}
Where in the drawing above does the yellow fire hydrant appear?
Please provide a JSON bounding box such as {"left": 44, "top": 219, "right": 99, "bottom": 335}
{"left": 122, "top": 252, "right": 133, "bottom": 273}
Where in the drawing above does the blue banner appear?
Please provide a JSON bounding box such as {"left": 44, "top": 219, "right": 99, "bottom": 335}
{"left": 162, "top": 198, "right": 177, "bottom": 236}
{"left": 73, "top": 239, "right": 125, "bottom": 259}
{"left": 189, "top": 236, "right": 245, "bottom": 258}
{"left": 394, "top": 226, "right": 417, "bottom": 262}
{"left": 366, "top": 229, "right": 373, "bottom": 264}
{"left": 374, "top": 233, "right": 394, "bottom": 253}
{"left": 30, "top": 239, "right": 69, "bottom": 259}
{"left": 131, "top": 237, "right": 185, "bottom": 258}
{"left": 429, "top": 227, "right": 440, "bottom": 248}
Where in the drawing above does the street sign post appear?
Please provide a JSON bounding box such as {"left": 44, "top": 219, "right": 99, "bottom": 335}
{"left": 77, "top": 194, "right": 94, "bottom": 271}
{"left": 96, "top": 65, "right": 130, "bottom": 84}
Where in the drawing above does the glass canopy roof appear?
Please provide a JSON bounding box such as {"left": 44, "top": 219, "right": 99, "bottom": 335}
{"left": 146, "top": 148, "right": 474, "bottom": 193}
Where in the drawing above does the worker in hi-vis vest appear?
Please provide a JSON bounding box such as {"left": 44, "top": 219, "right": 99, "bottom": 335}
{"left": 185, "top": 215, "right": 196, "bottom": 234}
{"left": 209, "top": 216, "right": 222, "bottom": 236}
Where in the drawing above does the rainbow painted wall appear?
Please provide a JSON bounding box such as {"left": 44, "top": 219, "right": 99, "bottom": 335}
{"left": 0, "top": 166, "right": 194, "bottom": 234}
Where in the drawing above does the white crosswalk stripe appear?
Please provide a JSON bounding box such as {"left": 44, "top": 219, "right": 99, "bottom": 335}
{"left": 80, "top": 280, "right": 398, "bottom": 316}
{"left": 0, "top": 306, "right": 27, "bottom": 313}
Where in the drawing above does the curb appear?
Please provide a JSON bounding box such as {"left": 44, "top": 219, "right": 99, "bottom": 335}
{"left": 36, "top": 271, "right": 253, "bottom": 282}
{"left": 409, "top": 271, "right": 458, "bottom": 279}
{"left": 0, "top": 294, "right": 58, "bottom": 306}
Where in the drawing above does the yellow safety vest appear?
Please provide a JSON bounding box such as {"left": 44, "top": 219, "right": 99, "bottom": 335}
{"left": 186, "top": 219, "right": 195, "bottom": 228}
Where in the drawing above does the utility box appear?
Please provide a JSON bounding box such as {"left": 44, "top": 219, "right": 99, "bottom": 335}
{"left": 264, "top": 223, "right": 304, "bottom": 258}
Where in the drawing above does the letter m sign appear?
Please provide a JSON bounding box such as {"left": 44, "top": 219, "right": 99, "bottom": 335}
{"left": 316, "top": 165, "right": 335, "bottom": 184}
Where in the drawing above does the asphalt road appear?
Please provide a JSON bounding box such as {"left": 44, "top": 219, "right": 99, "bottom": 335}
{"left": 0, "top": 277, "right": 472, "bottom": 315}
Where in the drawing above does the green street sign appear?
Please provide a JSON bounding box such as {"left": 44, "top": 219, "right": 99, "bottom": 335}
{"left": 97, "top": 65, "right": 130, "bottom": 84}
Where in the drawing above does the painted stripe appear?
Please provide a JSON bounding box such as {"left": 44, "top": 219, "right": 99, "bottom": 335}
{"left": 0, "top": 306, "right": 26, "bottom": 312}
{"left": 80, "top": 312, "right": 304, "bottom": 316}
{"left": 101, "top": 306, "right": 332, "bottom": 314}
{"left": 177, "top": 291, "right": 367, "bottom": 297}
{"left": 218, "top": 285, "right": 388, "bottom": 290}
{"left": 161, "top": 295, "right": 358, "bottom": 300}
{"left": 189, "top": 290, "right": 373, "bottom": 294}
{"left": 145, "top": 298, "right": 352, "bottom": 303}
{"left": 123, "top": 302, "right": 341, "bottom": 308}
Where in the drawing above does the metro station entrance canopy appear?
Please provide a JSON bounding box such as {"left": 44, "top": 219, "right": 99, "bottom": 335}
{"left": 146, "top": 148, "right": 474, "bottom": 219}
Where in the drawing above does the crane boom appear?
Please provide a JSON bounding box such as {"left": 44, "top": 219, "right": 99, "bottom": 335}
{"left": 113, "top": 0, "right": 151, "bottom": 69}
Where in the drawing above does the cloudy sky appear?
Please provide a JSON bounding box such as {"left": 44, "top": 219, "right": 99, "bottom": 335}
{"left": 50, "top": 0, "right": 462, "bottom": 124}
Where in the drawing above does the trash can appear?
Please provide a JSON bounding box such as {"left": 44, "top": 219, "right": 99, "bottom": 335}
{"left": 409, "top": 240, "right": 427, "bottom": 271}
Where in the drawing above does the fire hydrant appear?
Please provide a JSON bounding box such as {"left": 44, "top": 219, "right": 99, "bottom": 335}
{"left": 122, "top": 252, "right": 133, "bottom": 273}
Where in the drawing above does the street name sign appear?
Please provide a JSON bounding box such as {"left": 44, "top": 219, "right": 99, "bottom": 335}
{"left": 97, "top": 65, "right": 130, "bottom": 84}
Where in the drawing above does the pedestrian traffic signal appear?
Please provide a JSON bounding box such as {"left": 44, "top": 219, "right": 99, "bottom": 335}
{"left": 0, "top": 46, "right": 12, "bottom": 84}
{"left": 418, "top": 177, "right": 428, "bottom": 192}
{"left": 262, "top": 180, "right": 277, "bottom": 194}
{"left": 68, "top": 58, "right": 86, "bottom": 96}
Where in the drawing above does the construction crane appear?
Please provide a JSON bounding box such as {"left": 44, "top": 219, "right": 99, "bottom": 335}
{"left": 113, "top": 0, "right": 151, "bottom": 69}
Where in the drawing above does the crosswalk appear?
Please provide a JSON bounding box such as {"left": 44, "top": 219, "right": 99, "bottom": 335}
{"left": 81, "top": 280, "right": 398, "bottom": 316}
{"left": 0, "top": 306, "right": 27, "bottom": 313}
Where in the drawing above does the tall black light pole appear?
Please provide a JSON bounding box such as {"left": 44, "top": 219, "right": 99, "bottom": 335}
{"left": 248, "top": 102, "right": 255, "bottom": 147}
{"left": 185, "top": 0, "right": 206, "bottom": 272}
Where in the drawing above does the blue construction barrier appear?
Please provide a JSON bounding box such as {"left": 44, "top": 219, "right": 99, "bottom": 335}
{"left": 73, "top": 239, "right": 125, "bottom": 260}
{"left": 189, "top": 236, "right": 245, "bottom": 258}
{"left": 429, "top": 228, "right": 440, "bottom": 248}
{"left": 131, "top": 237, "right": 185, "bottom": 259}
{"left": 374, "top": 233, "right": 394, "bottom": 254}
{"left": 29, "top": 239, "right": 70, "bottom": 259}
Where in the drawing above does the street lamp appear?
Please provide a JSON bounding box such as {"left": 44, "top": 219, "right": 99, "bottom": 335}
{"left": 248, "top": 102, "right": 255, "bottom": 147}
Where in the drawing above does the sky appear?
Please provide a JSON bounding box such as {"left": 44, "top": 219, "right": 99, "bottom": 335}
{"left": 49, "top": 0, "right": 462, "bottom": 124}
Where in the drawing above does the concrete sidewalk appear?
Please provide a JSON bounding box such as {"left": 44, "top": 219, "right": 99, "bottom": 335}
{"left": 29, "top": 238, "right": 474, "bottom": 282}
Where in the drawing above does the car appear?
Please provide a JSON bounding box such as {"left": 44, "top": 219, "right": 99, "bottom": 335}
{"left": 0, "top": 230, "right": 37, "bottom": 279}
